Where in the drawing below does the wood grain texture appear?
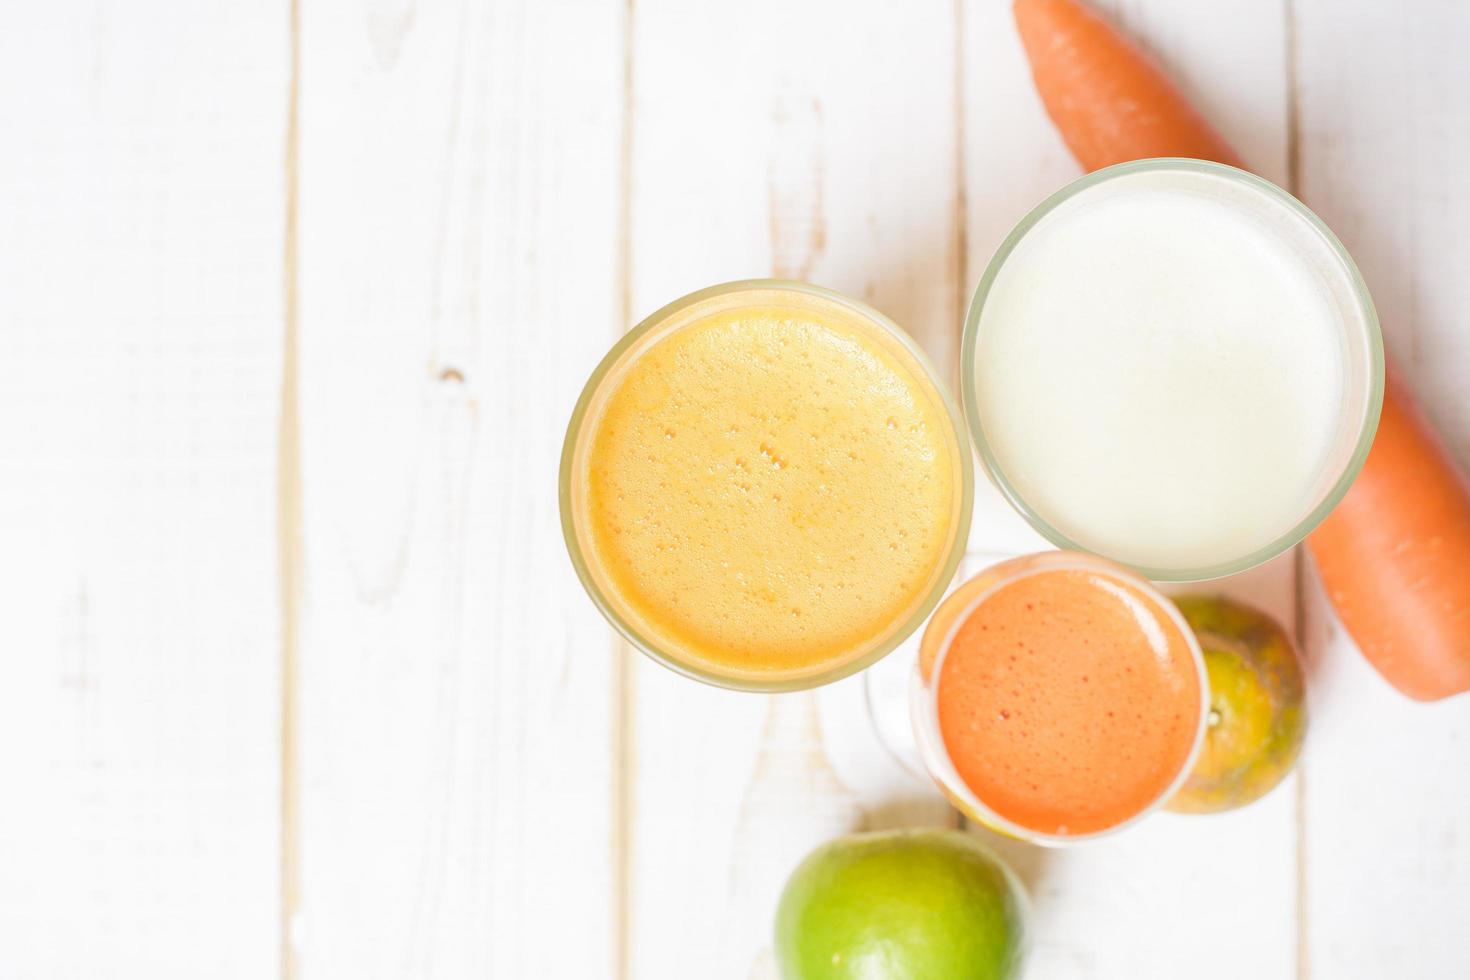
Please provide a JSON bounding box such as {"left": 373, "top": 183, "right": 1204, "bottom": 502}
{"left": 961, "top": 2, "right": 1301, "bottom": 976}
{"left": 292, "top": 0, "right": 625, "bottom": 976}
{"left": 0, "top": 3, "right": 287, "bottom": 976}
{"left": 625, "top": 1, "right": 961, "bottom": 975}
{"left": 1294, "top": 2, "right": 1470, "bottom": 976}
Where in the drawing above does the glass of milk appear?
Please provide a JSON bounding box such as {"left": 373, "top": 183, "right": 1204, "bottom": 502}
{"left": 962, "top": 158, "right": 1383, "bottom": 582}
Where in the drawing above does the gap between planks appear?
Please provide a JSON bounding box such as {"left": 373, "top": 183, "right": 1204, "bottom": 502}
{"left": 952, "top": 0, "right": 970, "bottom": 387}
{"left": 277, "top": 0, "right": 303, "bottom": 978}
{"left": 612, "top": 2, "right": 638, "bottom": 978}
{"left": 1284, "top": 1, "right": 1310, "bottom": 973}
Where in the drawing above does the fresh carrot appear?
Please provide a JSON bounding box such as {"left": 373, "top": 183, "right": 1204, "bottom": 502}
{"left": 1012, "top": 0, "right": 1242, "bottom": 171}
{"left": 1309, "top": 372, "right": 1470, "bottom": 700}
{"left": 1013, "top": 0, "right": 1470, "bottom": 700}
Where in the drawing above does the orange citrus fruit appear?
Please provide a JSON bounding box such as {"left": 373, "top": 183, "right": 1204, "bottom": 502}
{"left": 1167, "top": 595, "right": 1306, "bottom": 814}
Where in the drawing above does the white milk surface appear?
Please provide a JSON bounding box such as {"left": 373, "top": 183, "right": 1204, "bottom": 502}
{"left": 973, "top": 169, "right": 1353, "bottom": 572}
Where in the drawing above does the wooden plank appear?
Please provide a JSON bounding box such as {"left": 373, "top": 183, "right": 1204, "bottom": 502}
{"left": 1294, "top": 2, "right": 1470, "bottom": 976}
{"left": 962, "top": 2, "right": 1301, "bottom": 976}
{"left": 626, "top": 1, "right": 961, "bottom": 975}
{"left": 0, "top": 3, "right": 287, "bottom": 976}
{"left": 291, "top": 1, "right": 625, "bottom": 976}
{"left": 983, "top": 773, "right": 1299, "bottom": 978}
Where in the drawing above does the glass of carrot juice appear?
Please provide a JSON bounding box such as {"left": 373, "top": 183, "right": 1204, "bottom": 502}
{"left": 912, "top": 551, "right": 1208, "bottom": 844}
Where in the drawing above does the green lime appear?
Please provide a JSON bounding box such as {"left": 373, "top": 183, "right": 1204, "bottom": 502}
{"left": 775, "top": 829, "right": 1025, "bottom": 980}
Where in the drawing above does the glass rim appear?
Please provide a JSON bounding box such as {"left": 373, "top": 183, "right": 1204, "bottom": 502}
{"left": 912, "top": 550, "right": 1210, "bottom": 846}
{"left": 559, "top": 278, "right": 976, "bottom": 693}
{"left": 960, "top": 157, "right": 1385, "bottom": 582}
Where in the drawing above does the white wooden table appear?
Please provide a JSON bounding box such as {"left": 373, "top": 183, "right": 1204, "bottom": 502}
{"left": 2, "top": 1, "right": 1467, "bottom": 977}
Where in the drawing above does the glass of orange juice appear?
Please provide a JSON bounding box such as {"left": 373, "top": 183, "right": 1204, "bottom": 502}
{"left": 911, "top": 551, "right": 1208, "bottom": 844}
{"left": 561, "top": 280, "right": 973, "bottom": 691}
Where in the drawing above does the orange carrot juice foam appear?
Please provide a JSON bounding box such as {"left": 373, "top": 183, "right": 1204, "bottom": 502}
{"left": 562, "top": 282, "right": 971, "bottom": 689}
{"left": 914, "top": 553, "right": 1206, "bottom": 841}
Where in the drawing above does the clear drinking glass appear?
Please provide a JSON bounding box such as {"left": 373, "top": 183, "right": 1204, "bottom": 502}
{"left": 960, "top": 159, "right": 1384, "bottom": 582}
{"left": 910, "top": 551, "right": 1209, "bottom": 846}
{"left": 560, "top": 280, "right": 974, "bottom": 692}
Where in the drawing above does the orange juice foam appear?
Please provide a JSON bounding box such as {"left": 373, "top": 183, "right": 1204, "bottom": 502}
{"left": 936, "top": 568, "right": 1202, "bottom": 835}
{"left": 583, "top": 300, "right": 958, "bottom": 680}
